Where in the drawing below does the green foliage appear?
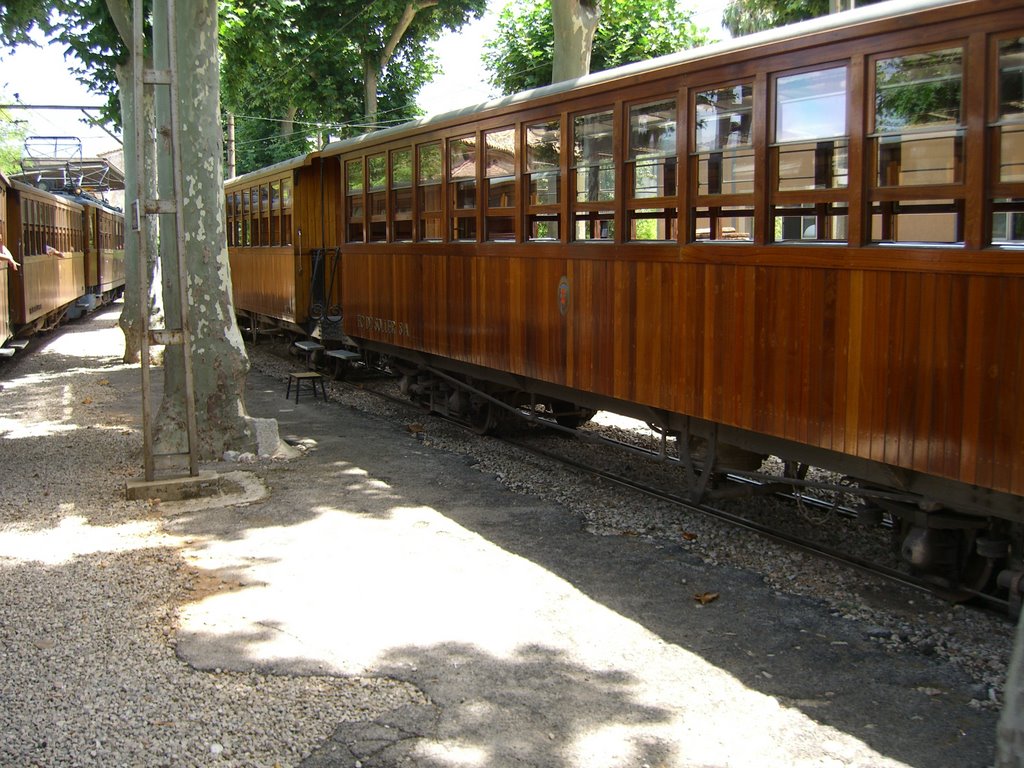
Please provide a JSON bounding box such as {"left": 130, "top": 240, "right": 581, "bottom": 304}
{"left": 0, "top": 102, "right": 29, "bottom": 175}
{"left": 221, "top": 0, "right": 485, "bottom": 175}
{"left": 721, "top": 0, "right": 827, "bottom": 37}
{"left": 0, "top": 0, "right": 52, "bottom": 48}
{"left": 483, "top": 0, "right": 712, "bottom": 95}
{"left": 720, "top": 0, "right": 888, "bottom": 37}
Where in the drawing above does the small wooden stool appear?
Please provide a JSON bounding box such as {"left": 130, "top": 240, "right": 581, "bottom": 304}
{"left": 286, "top": 371, "right": 326, "bottom": 403}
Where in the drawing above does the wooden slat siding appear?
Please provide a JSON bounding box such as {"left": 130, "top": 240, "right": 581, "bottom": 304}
{"left": 508, "top": 256, "right": 528, "bottom": 379}
{"left": 989, "top": 277, "right": 1021, "bottom": 493}
{"left": 682, "top": 263, "right": 707, "bottom": 419}
{"left": 424, "top": 253, "right": 448, "bottom": 355}
{"left": 344, "top": 249, "right": 1024, "bottom": 496}
{"left": 228, "top": 246, "right": 297, "bottom": 320}
{"left": 570, "top": 261, "right": 592, "bottom": 393}
{"left": 882, "top": 271, "right": 906, "bottom": 467}
{"left": 928, "top": 275, "right": 956, "bottom": 480}
{"left": 16, "top": 252, "right": 85, "bottom": 324}
{"left": 103, "top": 247, "right": 126, "bottom": 293}
{"left": 740, "top": 267, "right": 758, "bottom": 436}
{"left": 1011, "top": 282, "right": 1024, "bottom": 496}
{"left": 943, "top": 277, "right": 969, "bottom": 481}
{"left": 478, "top": 255, "right": 497, "bottom": 369}
{"left": 909, "top": 274, "right": 936, "bottom": 476}
{"left": 959, "top": 275, "right": 986, "bottom": 488}
{"left": 610, "top": 260, "right": 634, "bottom": 403}
{"left": 863, "top": 270, "right": 885, "bottom": 463}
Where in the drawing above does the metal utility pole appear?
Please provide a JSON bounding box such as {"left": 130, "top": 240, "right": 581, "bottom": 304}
{"left": 131, "top": 0, "right": 200, "bottom": 482}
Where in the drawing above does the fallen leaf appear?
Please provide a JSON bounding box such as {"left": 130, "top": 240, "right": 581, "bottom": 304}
{"left": 694, "top": 591, "right": 720, "bottom": 605}
{"left": 407, "top": 422, "right": 425, "bottom": 434}
{"left": 81, "top": 397, "right": 93, "bottom": 404}
{"left": 98, "top": 379, "right": 110, "bottom": 386}
{"left": 681, "top": 531, "right": 698, "bottom": 541}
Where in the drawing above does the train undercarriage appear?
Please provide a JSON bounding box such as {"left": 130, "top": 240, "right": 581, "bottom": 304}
{"left": 357, "top": 341, "right": 1024, "bottom": 614}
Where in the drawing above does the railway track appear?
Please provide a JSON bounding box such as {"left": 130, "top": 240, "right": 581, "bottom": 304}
{"left": 322, "top": 361, "right": 1010, "bottom": 615}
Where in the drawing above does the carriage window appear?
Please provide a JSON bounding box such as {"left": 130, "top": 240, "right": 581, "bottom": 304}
{"left": 259, "top": 184, "right": 270, "bottom": 246}
{"left": 281, "top": 178, "right": 293, "bottom": 246}
{"left": 391, "top": 149, "right": 414, "bottom": 242}
{"left": 994, "top": 37, "right": 1024, "bottom": 246}
{"left": 346, "top": 158, "right": 365, "bottom": 242}
{"left": 573, "top": 109, "right": 615, "bottom": 241}
{"left": 418, "top": 142, "right": 443, "bottom": 241}
{"left": 368, "top": 153, "right": 387, "bottom": 242}
{"left": 871, "top": 47, "right": 963, "bottom": 244}
{"left": 449, "top": 135, "right": 477, "bottom": 241}
{"left": 526, "top": 119, "right": 561, "bottom": 241}
{"left": 628, "top": 99, "right": 677, "bottom": 241}
{"left": 485, "top": 127, "right": 515, "bottom": 241}
{"left": 775, "top": 68, "right": 848, "bottom": 190}
{"left": 270, "top": 181, "right": 281, "bottom": 246}
{"left": 231, "top": 192, "right": 241, "bottom": 247}
{"left": 244, "top": 189, "right": 254, "bottom": 246}
{"left": 874, "top": 48, "right": 963, "bottom": 186}
{"left": 225, "top": 193, "right": 234, "bottom": 246}
{"left": 693, "top": 83, "right": 754, "bottom": 242}
{"left": 773, "top": 67, "right": 849, "bottom": 243}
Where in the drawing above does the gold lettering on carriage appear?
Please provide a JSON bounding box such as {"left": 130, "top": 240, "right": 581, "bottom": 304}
{"left": 356, "top": 314, "right": 411, "bottom": 337}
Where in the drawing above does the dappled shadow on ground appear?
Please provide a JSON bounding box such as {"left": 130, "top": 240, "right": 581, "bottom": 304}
{"left": 306, "top": 642, "right": 680, "bottom": 768}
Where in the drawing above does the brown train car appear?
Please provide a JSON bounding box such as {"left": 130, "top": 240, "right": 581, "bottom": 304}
{"left": 81, "top": 198, "right": 126, "bottom": 302}
{"left": 224, "top": 153, "right": 343, "bottom": 336}
{"left": 305, "top": 0, "right": 1024, "bottom": 594}
{"left": 6, "top": 180, "right": 86, "bottom": 332}
{"left": 0, "top": 172, "right": 12, "bottom": 348}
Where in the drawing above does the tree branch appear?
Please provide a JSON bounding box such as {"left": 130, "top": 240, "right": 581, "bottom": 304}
{"left": 104, "top": 0, "right": 132, "bottom": 51}
{"left": 378, "top": 0, "right": 438, "bottom": 72}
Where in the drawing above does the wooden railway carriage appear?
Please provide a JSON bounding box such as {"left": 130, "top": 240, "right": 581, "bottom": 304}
{"left": 80, "top": 196, "right": 126, "bottom": 302}
{"left": 0, "top": 179, "right": 123, "bottom": 346}
{"left": 6, "top": 180, "right": 86, "bottom": 331}
{"left": 0, "top": 173, "right": 12, "bottom": 348}
{"left": 227, "top": 0, "right": 1024, "bottom": 595}
{"left": 336, "top": 0, "right": 1024, "bottom": 587}
{"left": 224, "top": 154, "right": 342, "bottom": 336}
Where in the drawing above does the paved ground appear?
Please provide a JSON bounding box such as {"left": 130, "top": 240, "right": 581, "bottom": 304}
{"left": 1, "top": 306, "right": 1007, "bottom": 767}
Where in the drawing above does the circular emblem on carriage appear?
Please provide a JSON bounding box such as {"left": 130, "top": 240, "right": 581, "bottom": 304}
{"left": 558, "top": 275, "right": 570, "bottom": 317}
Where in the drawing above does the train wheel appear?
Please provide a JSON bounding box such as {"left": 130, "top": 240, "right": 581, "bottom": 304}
{"left": 468, "top": 397, "right": 498, "bottom": 435}
{"left": 898, "top": 523, "right": 997, "bottom": 601}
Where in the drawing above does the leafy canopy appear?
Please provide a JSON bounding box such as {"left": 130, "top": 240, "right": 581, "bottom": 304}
{"left": 221, "top": 0, "right": 485, "bottom": 175}
{"left": 483, "top": 0, "right": 713, "bottom": 95}
{"left": 721, "top": 0, "right": 886, "bottom": 37}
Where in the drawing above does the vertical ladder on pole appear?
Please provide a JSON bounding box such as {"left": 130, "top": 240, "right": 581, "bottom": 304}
{"left": 132, "top": 0, "right": 200, "bottom": 481}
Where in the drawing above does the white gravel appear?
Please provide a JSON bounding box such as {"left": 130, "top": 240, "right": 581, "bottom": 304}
{"left": 0, "top": 311, "right": 424, "bottom": 768}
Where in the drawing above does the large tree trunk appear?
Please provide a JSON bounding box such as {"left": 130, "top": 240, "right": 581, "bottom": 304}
{"left": 151, "top": 0, "right": 260, "bottom": 459}
{"left": 363, "top": 55, "right": 380, "bottom": 129}
{"left": 998, "top": 611, "right": 1024, "bottom": 766}
{"left": 551, "top": 0, "right": 600, "bottom": 83}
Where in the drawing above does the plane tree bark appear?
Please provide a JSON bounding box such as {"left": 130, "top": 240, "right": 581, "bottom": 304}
{"left": 551, "top": 0, "right": 600, "bottom": 83}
